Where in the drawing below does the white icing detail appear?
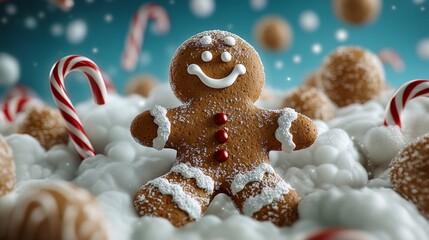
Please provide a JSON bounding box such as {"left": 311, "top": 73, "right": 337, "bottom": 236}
{"left": 187, "top": 64, "right": 246, "bottom": 89}
{"left": 231, "top": 163, "right": 274, "bottom": 195}
{"left": 223, "top": 36, "right": 236, "bottom": 46}
{"left": 221, "top": 52, "right": 232, "bottom": 62}
{"left": 150, "top": 105, "right": 171, "bottom": 150}
{"left": 242, "top": 181, "right": 291, "bottom": 217}
{"left": 172, "top": 164, "right": 215, "bottom": 194}
{"left": 149, "top": 178, "right": 201, "bottom": 220}
{"left": 201, "top": 51, "right": 213, "bottom": 62}
{"left": 200, "top": 35, "right": 212, "bottom": 45}
{"left": 275, "top": 108, "right": 298, "bottom": 152}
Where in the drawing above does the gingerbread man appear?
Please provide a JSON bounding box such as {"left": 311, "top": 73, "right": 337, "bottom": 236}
{"left": 131, "top": 30, "right": 317, "bottom": 227}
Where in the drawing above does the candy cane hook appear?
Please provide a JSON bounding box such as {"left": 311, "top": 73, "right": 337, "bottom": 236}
{"left": 50, "top": 55, "right": 108, "bottom": 159}
{"left": 122, "top": 3, "right": 170, "bottom": 71}
{"left": 384, "top": 79, "right": 429, "bottom": 129}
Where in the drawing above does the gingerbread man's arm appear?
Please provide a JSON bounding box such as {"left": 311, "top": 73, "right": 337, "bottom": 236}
{"left": 130, "top": 105, "right": 176, "bottom": 150}
{"left": 265, "top": 108, "right": 317, "bottom": 152}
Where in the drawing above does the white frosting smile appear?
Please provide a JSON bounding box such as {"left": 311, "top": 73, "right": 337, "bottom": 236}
{"left": 187, "top": 64, "right": 246, "bottom": 89}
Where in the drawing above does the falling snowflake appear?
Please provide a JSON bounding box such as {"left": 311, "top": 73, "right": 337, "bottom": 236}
{"left": 335, "top": 29, "right": 348, "bottom": 42}
{"left": 312, "top": 43, "right": 322, "bottom": 54}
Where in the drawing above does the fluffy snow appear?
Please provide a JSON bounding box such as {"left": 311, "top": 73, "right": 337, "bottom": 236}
{"left": 1, "top": 83, "right": 429, "bottom": 240}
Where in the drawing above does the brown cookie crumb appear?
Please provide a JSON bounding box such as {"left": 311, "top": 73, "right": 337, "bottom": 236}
{"left": 282, "top": 86, "right": 335, "bottom": 121}
{"left": 0, "top": 134, "right": 14, "bottom": 197}
{"left": 319, "top": 46, "right": 385, "bottom": 107}
{"left": 17, "top": 106, "right": 69, "bottom": 149}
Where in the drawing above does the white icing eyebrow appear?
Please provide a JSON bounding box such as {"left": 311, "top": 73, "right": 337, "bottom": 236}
{"left": 224, "top": 36, "right": 236, "bottom": 46}
{"left": 200, "top": 35, "right": 212, "bottom": 45}
{"left": 221, "top": 52, "right": 232, "bottom": 62}
{"left": 201, "top": 51, "right": 212, "bottom": 62}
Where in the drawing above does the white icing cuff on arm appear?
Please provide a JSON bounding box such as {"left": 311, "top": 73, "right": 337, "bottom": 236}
{"left": 275, "top": 108, "right": 298, "bottom": 153}
{"left": 150, "top": 105, "right": 171, "bottom": 150}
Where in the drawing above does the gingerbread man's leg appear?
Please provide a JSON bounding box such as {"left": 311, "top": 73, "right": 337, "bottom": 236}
{"left": 134, "top": 164, "right": 216, "bottom": 227}
{"left": 227, "top": 163, "right": 300, "bottom": 226}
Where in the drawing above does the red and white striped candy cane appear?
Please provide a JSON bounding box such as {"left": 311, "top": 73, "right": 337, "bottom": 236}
{"left": 2, "top": 84, "right": 41, "bottom": 122}
{"left": 122, "top": 3, "right": 170, "bottom": 71}
{"left": 50, "top": 55, "right": 108, "bottom": 159}
{"left": 378, "top": 49, "right": 405, "bottom": 73}
{"left": 384, "top": 79, "right": 429, "bottom": 129}
{"left": 101, "top": 72, "right": 117, "bottom": 93}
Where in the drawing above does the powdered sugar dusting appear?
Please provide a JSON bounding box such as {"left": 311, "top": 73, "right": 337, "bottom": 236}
{"left": 148, "top": 178, "right": 202, "bottom": 220}
{"left": 231, "top": 163, "right": 274, "bottom": 195}
{"left": 242, "top": 181, "right": 291, "bottom": 217}
{"left": 275, "top": 108, "right": 298, "bottom": 152}
{"left": 150, "top": 105, "right": 170, "bottom": 150}
{"left": 171, "top": 163, "right": 215, "bottom": 194}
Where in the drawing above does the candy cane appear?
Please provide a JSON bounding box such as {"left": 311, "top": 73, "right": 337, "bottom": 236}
{"left": 50, "top": 55, "right": 108, "bottom": 159}
{"left": 384, "top": 79, "right": 429, "bottom": 129}
{"left": 1, "top": 85, "right": 41, "bottom": 122}
{"left": 101, "top": 72, "right": 117, "bottom": 93}
{"left": 378, "top": 49, "right": 405, "bottom": 73}
{"left": 122, "top": 3, "right": 170, "bottom": 71}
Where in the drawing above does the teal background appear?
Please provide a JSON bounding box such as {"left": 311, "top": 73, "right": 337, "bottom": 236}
{"left": 0, "top": 0, "right": 428, "bottom": 104}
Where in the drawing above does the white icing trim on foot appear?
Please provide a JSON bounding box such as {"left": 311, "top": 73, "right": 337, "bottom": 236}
{"left": 172, "top": 164, "right": 215, "bottom": 194}
{"left": 275, "top": 108, "right": 298, "bottom": 152}
{"left": 150, "top": 105, "right": 171, "bottom": 150}
{"left": 231, "top": 163, "right": 274, "bottom": 195}
{"left": 149, "top": 178, "right": 201, "bottom": 220}
{"left": 242, "top": 181, "right": 291, "bottom": 217}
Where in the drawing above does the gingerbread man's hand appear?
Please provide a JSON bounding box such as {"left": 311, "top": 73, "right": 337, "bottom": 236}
{"left": 130, "top": 105, "right": 173, "bottom": 150}
{"left": 271, "top": 108, "right": 317, "bottom": 152}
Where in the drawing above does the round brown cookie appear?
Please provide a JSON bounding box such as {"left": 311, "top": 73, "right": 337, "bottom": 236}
{"left": 282, "top": 86, "right": 335, "bottom": 121}
{"left": 17, "top": 106, "right": 69, "bottom": 149}
{"left": 125, "top": 74, "right": 159, "bottom": 97}
{"left": 254, "top": 16, "right": 292, "bottom": 52}
{"left": 0, "top": 134, "right": 14, "bottom": 197}
{"left": 302, "top": 70, "right": 321, "bottom": 89}
{"left": 319, "top": 46, "right": 385, "bottom": 107}
{"left": 2, "top": 180, "right": 110, "bottom": 240}
{"left": 390, "top": 134, "right": 429, "bottom": 218}
{"left": 131, "top": 30, "right": 317, "bottom": 227}
{"left": 333, "top": 0, "right": 381, "bottom": 25}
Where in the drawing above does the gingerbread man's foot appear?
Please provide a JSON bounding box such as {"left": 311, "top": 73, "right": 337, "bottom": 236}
{"left": 134, "top": 164, "right": 216, "bottom": 227}
{"left": 227, "top": 163, "right": 300, "bottom": 226}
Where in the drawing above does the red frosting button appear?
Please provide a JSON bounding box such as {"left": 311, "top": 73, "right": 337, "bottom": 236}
{"left": 215, "top": 129, "right": 228, "bottom": 143}
{"left": 214, "top": 112, "right": 227, "bottom": 125}
{"left": 215, "top": 149, "right": 229, "bottom": 162}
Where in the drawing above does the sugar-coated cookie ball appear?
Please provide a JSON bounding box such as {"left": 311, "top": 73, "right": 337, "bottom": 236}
{"left": 319, "top": 46, "right": 385, "bottom": 107}
{"left": 254, "top": 16, "right": 292, "bottom": 51}
{"left": 302, "top": 70, "right": 321, "bottom": 89}
{"left": 125, "top": 74, "right": 159, "bottom": 97}
{"left": 1, "top": 180, "right": 110, "bottom": 240}
{"left": 390, "top": 134, "right": 429, "bottom": 219}
{"left": 17, "top": 106, "right": 69, "bottom": 149}
{"left": 282, "top": 86, "right": 335, "bottom": 121}
{"left": 333, "top": 0, "right": 382, "bottom": 25}
{"left": 0, "top": 134, "right": 14, "bottom": 197}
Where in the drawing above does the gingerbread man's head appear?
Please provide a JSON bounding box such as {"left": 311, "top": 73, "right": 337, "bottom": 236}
{"left": 170, "top": 30, "right": 264, "bottom": 103}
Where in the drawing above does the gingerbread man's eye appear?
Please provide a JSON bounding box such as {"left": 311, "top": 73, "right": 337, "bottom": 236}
{"left": 201, "top": 51, "right": 213, "bottom": 62}
{"left": 200, "top": 35, "right": 212, "bottom": 45}
{"left": 223, "top": 36, "right": 236, "bottom": 46}
{"left": 221, "top": 52, "right": 232, "bottom": 62}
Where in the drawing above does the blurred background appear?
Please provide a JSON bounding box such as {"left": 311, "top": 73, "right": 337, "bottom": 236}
{"left": 0, "top": 0, "right": 428, "bottom": 104}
